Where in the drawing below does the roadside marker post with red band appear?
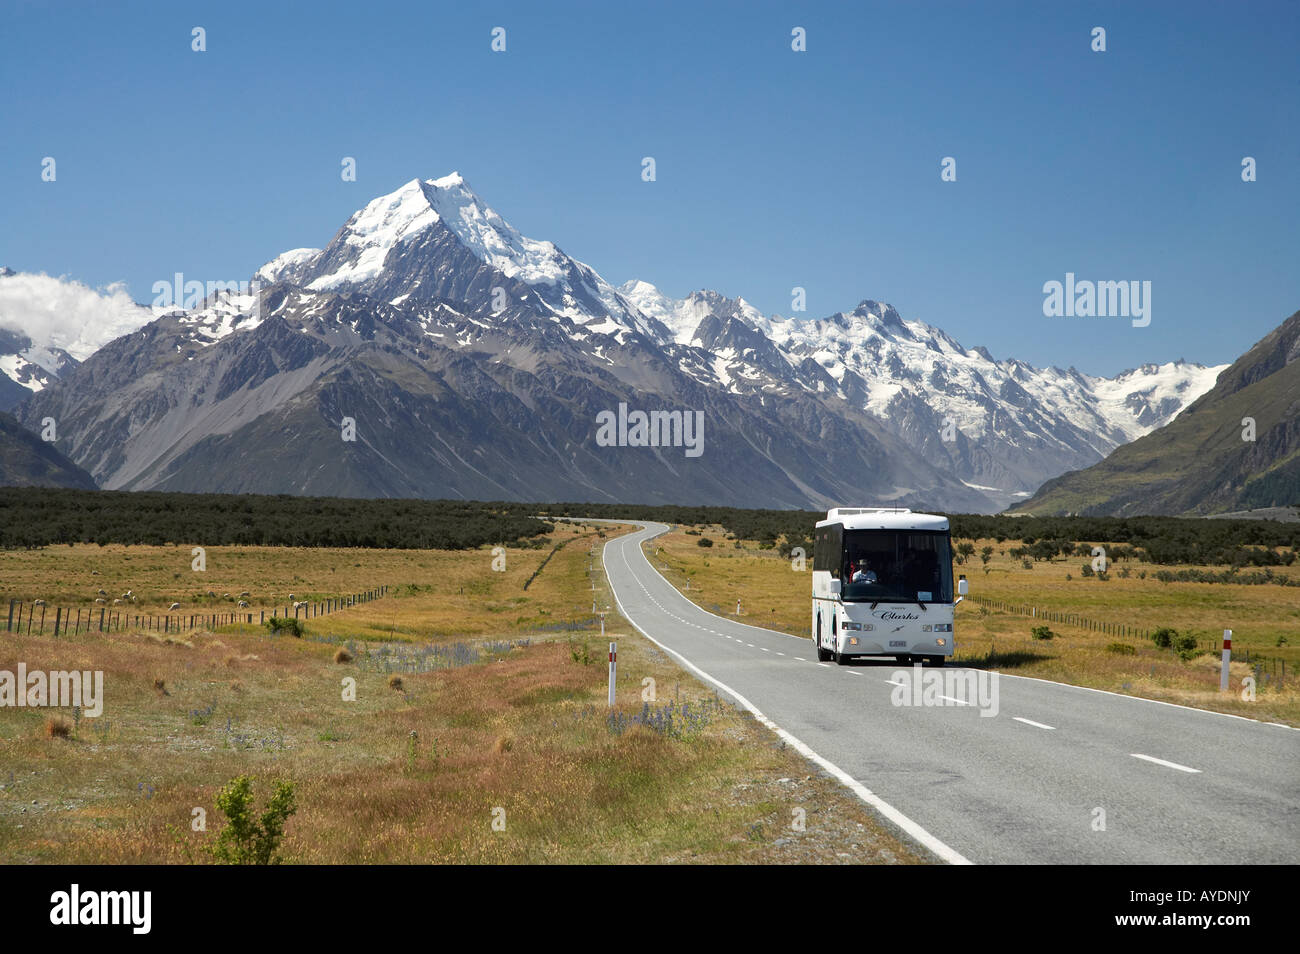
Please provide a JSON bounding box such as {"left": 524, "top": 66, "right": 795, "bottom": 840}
{"left": 608, "top": 641, "right": 617, "bottom": 707}
{"left": 1221, "top": 630, "right": 1232, "bottom": 692}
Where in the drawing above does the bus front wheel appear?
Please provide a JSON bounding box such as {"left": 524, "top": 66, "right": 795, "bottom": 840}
{"left": 815, "top": 617, "right": 831, "bottom": 662}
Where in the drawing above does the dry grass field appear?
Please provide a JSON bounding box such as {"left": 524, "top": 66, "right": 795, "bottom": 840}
{"left": 647, "top": 526, "right": 1300, "bottom": 726}
{"left": 0, "top": 524, "right": 923, "bottom": 864}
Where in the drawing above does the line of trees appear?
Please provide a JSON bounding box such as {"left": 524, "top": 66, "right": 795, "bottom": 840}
{"left": 3, "top": 490, "right": 1296, "bottom": 564}
{"left": 0, "top": 488, "right": 552, "bottom": 549}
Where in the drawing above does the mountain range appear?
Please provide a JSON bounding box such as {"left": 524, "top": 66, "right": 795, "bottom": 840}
{"left": 2, "top": 173, "right": 1227, "bottom": 510}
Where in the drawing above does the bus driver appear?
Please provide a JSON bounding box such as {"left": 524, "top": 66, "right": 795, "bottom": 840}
{"left": 850, "top": 561, "right": 878, "bottom": 584}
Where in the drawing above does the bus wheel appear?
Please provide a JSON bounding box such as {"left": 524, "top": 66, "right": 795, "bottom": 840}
{"left": 836, "top": 646, "right": 852, "bottom": 666}
{"left": 815, "top": 619, "right": 831, "bottom": 662}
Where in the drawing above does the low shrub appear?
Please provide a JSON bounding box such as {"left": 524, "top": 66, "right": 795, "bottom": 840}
{"left": 1152, "top": 627, "right": 1177, "bottom": 649}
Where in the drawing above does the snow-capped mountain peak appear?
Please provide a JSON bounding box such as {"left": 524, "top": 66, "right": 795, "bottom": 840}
{"left": 255, "top": 174, "right": 667, "bottom": 341}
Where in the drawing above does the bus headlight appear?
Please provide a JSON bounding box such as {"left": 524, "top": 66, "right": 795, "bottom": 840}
{"left": 936, "top": 637, "right": 946, "bottom": 646}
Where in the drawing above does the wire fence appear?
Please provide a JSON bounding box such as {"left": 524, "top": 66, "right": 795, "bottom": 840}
{"left": 968, "top": 593, "right": 1289, "bottom": 685}
{"left": 4, "top": 585, "right": 389, "bottom": 637}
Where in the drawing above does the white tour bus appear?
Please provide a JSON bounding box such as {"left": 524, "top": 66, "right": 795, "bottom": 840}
{"left": 811, "top": 507, "right": 967, "bottom": 666}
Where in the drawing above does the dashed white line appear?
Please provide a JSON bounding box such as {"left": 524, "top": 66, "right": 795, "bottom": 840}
{"left": 1013, "top": 717, "right": 1056, "bottom": 730}
{"left": 1131, "top": 753, "right": 1201, "bottom": 774}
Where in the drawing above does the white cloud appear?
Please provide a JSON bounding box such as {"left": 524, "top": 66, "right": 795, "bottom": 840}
{"left": 0, "top": 271, "right": 153, "bottom": 360}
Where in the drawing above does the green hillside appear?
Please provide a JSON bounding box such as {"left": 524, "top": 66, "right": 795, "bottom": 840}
{"left": 1016, "top": 309, "right": 1300, "bottom": 516}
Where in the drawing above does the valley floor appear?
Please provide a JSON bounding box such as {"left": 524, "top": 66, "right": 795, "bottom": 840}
{"left": 0, "top": 526, "right": 922, "bottom": 864}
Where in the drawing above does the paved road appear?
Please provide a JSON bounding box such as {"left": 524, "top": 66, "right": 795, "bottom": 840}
{"left": 602, "top": 521, "right": 1300, "bottom": 864}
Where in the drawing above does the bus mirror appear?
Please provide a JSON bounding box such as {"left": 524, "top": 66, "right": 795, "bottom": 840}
{"left": 829, "top": 579, "right": 841, "bottom": 597}
{"left": 957, "top": 577, "right": 968, "bottom": 596}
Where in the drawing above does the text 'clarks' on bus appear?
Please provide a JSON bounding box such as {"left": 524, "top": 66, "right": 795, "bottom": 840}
{"left": 812, "top": 507, "right": 967, "bottom": 666}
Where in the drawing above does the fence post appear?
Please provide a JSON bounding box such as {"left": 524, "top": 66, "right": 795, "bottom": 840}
{"left": 54, "top": 607, "right": 62, "bottom": 637}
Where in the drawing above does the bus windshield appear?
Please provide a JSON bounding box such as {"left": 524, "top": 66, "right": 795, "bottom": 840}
{"left": 840, "top": 529, "right": 953, "bottom": 603}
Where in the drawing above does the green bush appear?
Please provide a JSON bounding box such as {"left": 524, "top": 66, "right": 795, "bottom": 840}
{"left": 1174, "top": 634, "right": 1200, "bottom": 660}
{"left": 1106, "top": 642, "right": 1137, "bottom": 655}
{"left": 1030, "top": 625, "right": 1054, "bottom": 640}
{"left": 265, "top": 616, "right": 304, "bottom": 637}
{"left": 697, "top": 537, "right": 714, "bottom": 548}
{"left": 209, "top": 775, "right": 296, "bottom": 865}
{"left": 1152, "top": 627, "right": 1177, "bottom": 649}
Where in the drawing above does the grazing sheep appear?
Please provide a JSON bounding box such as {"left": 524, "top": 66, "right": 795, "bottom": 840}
{"left": 33, "top": 599, "right": 46, "bottom": 606}
{"left": 239, "top": 591, "right": 250, "bottom": 598}
{"left": 94, "top": 597, "right": 106, "bottom": 604}
{"left": 113, "top": 599, "right": 123, "bottom": 605}
{"left": 168, "top": 602, "right": 181, "bottom": 611}
{"left": 91, "top": 570, "right": 100, "bottom": 575}
{"left": 237, "top": 600, "right": 249, "bottom": 608}
{"left": 288, "top": 593, "right": 295, "bottom": 600}
{"left": 206, "top": 590, "right": 216, "bottom": 598}
{"left": 97, "top": 588, "right": 107, "bottom": 596}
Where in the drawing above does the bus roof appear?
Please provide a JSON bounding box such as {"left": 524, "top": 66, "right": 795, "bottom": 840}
{"left": 817, "top": 508, "right": 950, "bottom": 531}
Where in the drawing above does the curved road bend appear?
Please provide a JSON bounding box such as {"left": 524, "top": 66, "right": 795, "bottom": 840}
{"left": 599, "top": 521, "right": 1299, "bottom": 865}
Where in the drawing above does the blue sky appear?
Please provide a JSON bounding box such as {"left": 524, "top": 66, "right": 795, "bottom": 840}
{"left": 2, "top": 0, "right": 1297, "bottom": 376}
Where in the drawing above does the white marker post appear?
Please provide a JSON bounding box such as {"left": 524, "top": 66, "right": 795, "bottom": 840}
{"left": 1220, "top": 630, "right": 1232, "bottom": 692}
{"left": 736, "top": 599, "right": 741, "bottom": 615}
{"left": 608, "top": 641, "right": 617, "bottom": 707}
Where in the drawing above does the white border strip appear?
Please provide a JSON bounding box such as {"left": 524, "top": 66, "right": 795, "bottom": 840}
{"left": 604, "top": 529, "right": 974, "bottom": 866}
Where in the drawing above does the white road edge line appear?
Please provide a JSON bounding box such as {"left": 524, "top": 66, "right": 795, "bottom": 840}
{"left": 1130, "top": 753, "right": 1201, "bottom": 774}
{"left": 1013, "top": 717, "right": 1055, "bottom": 730}
{"left": 606, "top": 529, "right": 974, "bottom": 867}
